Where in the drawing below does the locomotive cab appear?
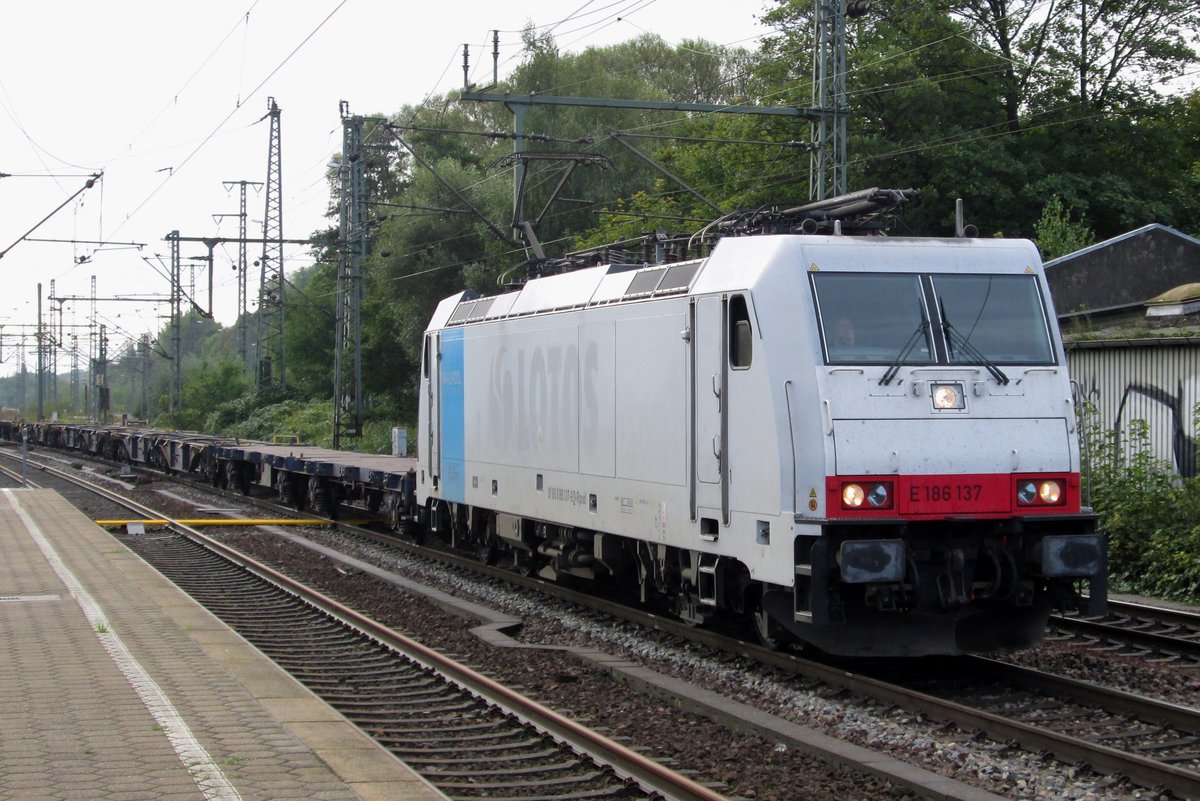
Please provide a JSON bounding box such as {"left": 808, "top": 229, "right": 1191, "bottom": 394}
{"left": 765, "top": 237, "right": 1107, "bottom": 655}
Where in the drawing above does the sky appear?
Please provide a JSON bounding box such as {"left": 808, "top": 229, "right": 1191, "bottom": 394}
{"left": 0, "top": 0, "right": 773, "bottom": 377}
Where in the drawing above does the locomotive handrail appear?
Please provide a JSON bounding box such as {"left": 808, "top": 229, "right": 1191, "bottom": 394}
{"left": 907, "top": 366, "right": 982, "bottom": 374}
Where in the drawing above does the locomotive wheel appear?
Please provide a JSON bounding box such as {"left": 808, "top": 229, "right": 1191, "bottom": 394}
{"left": 752, "top": 589, "right": 795, "bottom": 651}
{"left": 474, "top": 521, "right": 498, "bottom": 565}
{"left": 671, "top": 585, "right": 704, "bottom": 627}
{"left": 752, "top": 603, "right": 786, "bottom": 651}
{"left": 475, "top": 537, "right": 497, "bottom": 565}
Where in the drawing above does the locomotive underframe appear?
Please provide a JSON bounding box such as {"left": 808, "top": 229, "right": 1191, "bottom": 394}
{"left": 776, "top": 516, "right": 1105, "bottom": 656}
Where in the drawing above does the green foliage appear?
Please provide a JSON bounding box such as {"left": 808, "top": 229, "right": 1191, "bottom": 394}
{"left": 156, "top": 355, "right": 250, "bottom": 433}
{"left": 1081, "top": 406, "right": 1200, "bottom": 600}
{"left": 282, "top": 260, "right": 337, "bottom": 398}
{"left": 1034, "top": 196, "right": 1095, "bottom": 261}
{"left": 230, "top": 399, "right": 335, "bottom": 447}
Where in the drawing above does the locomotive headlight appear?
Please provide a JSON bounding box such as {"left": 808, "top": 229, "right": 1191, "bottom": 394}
{"left": 840, "top": 481, "right": 893, "bottom": 510}
{"left": 931, "top": 382, "right": 965, "bottom": 410}
{"left": 1038, "top": 480, "right": 1062, "bottom": 504}
{"left": 866, "top": 482, "right": 891, "bottom": 508}
{"left": 1017, "top": 478, "right": 1065, "bottom": 506}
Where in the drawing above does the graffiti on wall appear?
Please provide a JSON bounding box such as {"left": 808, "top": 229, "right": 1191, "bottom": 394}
{"left": 1072, "top": 368, "right": 1200, "bottom": 478}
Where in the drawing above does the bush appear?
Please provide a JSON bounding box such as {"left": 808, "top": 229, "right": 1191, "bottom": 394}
{"left": 1081, "top": 405, "right": 1200, "bottom": 601}
{"left": 230, "top": 399, "right": 334, "bottom": 446}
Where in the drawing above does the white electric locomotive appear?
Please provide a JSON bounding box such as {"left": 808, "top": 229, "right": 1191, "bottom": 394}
{"left": 415, "top": 219, "right": 1106, "bottom": 656}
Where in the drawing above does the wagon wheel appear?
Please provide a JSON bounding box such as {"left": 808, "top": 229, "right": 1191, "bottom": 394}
{"left": 277, "top": 472, "right": 302, "bottom": 510}
{"left": 384, "top": 493, "right": 403, "bottom": 531}
{"left": 307, "top": 476, "right": 333, "bottom": 517}
{"left": 225, "top": 461, "right": 251, "bottom": 495}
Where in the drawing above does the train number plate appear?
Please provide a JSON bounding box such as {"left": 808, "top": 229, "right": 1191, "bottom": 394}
{"left": 901, "top": 475, "right": 1008, "bottom": 514}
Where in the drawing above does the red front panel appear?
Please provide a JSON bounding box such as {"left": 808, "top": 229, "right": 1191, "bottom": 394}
{"left": 825, "top": 473, "right": 1081, "bottom": 520}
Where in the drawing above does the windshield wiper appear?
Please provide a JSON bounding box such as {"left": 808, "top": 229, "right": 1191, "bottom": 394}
{"left": 940, "top": 298, "right": 1009, "bottom": 385}
{"left": 879, "top": 302, "right": 930, "bottom": 386}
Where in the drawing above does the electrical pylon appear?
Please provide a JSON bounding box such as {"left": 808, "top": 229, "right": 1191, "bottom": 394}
{"left": 221, "top": 179, "right": 262, "bottom": 370}
{"left": 333, "top": 105, "right": 369, "bottom": 448}
{"left": 810, "top": 0, "right": 866, "bottom": 200}
{"left": 256, "top": 97, "right": 284, "bottom": 388}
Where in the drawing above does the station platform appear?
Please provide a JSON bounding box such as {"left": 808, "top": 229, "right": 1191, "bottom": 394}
{"left": 0, "top": 488, "right": 449, "bottom": 801}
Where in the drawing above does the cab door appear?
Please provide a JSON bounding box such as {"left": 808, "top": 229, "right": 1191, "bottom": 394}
{"left": 426, "top": 332, "right": 440, "bottom": 485}
{"left": 692, "top": 296, "right": 727, "bottom": 525}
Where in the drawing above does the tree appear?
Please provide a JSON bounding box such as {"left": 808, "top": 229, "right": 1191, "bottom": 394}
{"left": 280, "top": 261, "right": 337, "bottom": 398}
{"left": 949, "top": 0, "right": 1200, "bottom": 122}
{"left": 160, "top": 354, "right": 251, "bottom": 432}
{"left": 1034, "top": 195, "right": 1095, "bottom": 260}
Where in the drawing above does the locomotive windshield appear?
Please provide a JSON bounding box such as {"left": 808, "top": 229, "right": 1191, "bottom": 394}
{"left": 811, "top": 273, "right": 931, "bottom": 364}
{"left": 813, "top": 272, "right": 1055, "bottom": 366}
{"left": 812, "top": 273, "right": 934, "bottom": 365}
{"left": 932, "top": 274, "right": 1055, "bottom": 364}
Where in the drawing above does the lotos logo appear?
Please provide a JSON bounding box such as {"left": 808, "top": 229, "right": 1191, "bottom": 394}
{"left": 485, "top": 340, "right": 599, "bottom": 454}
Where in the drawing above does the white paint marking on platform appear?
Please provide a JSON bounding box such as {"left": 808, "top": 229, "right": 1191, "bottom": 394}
{"left": 0, "top": 594, "right": 61, "bottom": 603}
{"left": 3, "top": 490, "right": 243, "bottom": 801}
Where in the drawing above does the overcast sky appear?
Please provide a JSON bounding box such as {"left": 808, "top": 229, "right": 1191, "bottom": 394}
{"left": 0, "top": 0, "right": 771, "bottom": 377}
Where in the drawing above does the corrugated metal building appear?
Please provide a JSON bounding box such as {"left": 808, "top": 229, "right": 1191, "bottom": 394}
{"left": 1067, "top": 338, "right": 1200, "bottom": 477}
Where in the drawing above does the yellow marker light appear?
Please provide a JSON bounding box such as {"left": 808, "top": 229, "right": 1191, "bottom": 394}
{"left": 1038, "top": 480, "right": 1062, "bottom": 504}
{"left": 842, "top": 483, "right": 865, "bottom": 508}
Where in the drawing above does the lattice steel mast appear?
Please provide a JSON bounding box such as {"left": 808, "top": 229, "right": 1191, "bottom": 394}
{"left": 333, "top": 104, "right": 369, "bottom": 448}
{"left": 811, "top": 0, "right": 867, "bottom": 200}
{"left": 256, "top": 97, "right": 285, "bottom": 387}
{"left": 222, "top": 179, "right": 262, "bottom": 371}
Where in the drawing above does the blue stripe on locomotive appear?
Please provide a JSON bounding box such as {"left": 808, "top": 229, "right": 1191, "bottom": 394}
{"left": 439, "top": 326, "right": 466, "bottom": 503}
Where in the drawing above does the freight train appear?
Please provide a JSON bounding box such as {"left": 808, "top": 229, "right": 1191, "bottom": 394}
{"left": 3, "top": 192, "right": 1107, "bottom": 657}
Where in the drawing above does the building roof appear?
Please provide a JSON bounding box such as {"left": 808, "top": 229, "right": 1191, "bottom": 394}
{"left": 1043, "top": 223, "right": 1200, "bottom": 320}
{"left": 1044, "top": 223, "right": 1200, "bottom": 269}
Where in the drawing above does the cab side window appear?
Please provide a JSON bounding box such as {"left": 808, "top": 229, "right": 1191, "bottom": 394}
{"left": 730, "top": 295, "right": 752, "bottom": 369}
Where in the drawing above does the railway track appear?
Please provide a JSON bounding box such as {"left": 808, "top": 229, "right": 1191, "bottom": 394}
{"left": 1052, "top": 600, "right": 1200, "bottom": 662}
{"left": 10, "top": 446, "right": 1200, "bottom": 799}
{"left": 1, "top": 456, "right": 727, "bottom": 801}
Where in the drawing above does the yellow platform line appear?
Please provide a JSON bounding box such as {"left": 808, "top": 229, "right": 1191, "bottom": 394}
{"left": 93, "top": 518, "right": 367, "bottom": 526}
